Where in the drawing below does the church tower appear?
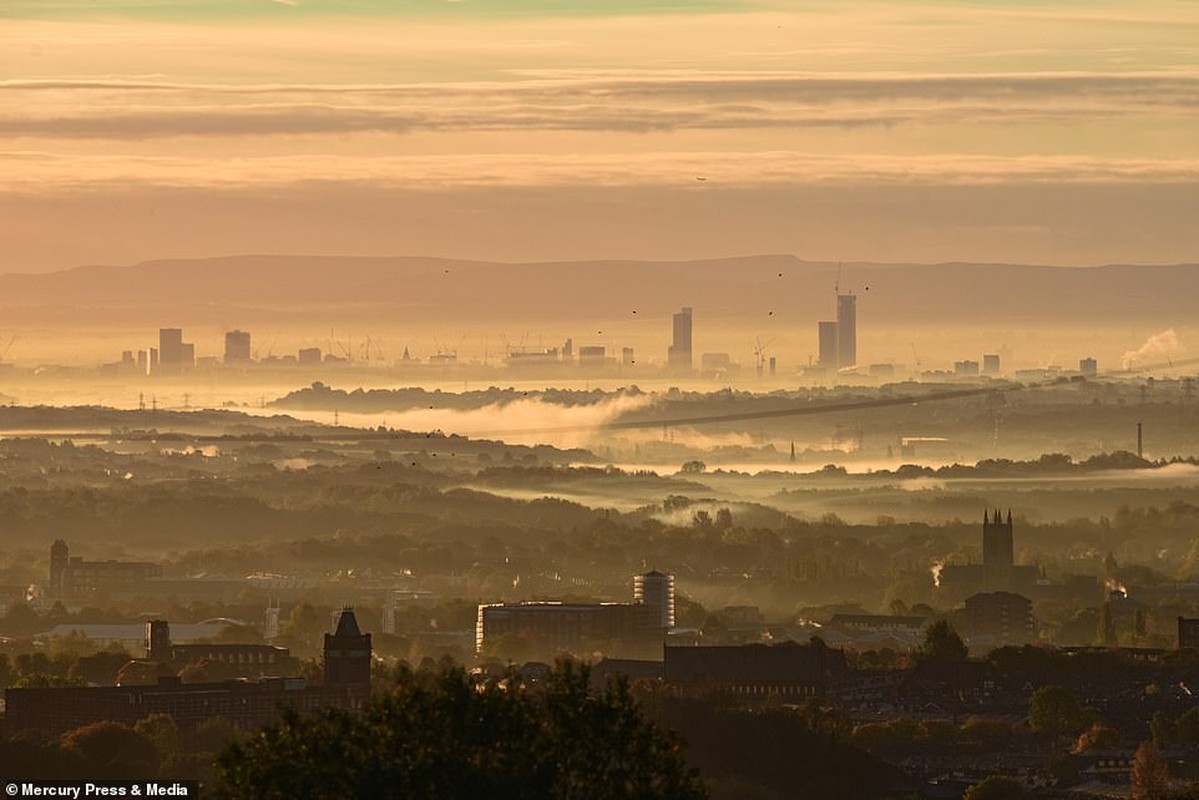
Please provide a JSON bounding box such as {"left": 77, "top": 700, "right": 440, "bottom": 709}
{"left": 982, "top": 509, "right": 1014, "bottom": 589}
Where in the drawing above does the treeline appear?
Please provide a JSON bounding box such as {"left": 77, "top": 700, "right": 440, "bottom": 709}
{"left": 272, "top": 382, "right": 637, "bottom": 412}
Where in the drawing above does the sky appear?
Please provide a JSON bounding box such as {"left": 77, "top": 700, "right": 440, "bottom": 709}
{"left": 3, "top": 1, "right": 1198, "bottom": 272}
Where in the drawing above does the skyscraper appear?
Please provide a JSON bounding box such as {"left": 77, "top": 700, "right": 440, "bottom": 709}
{"left": 158, "top": 328, "right": 183, "bottom": 373}
{"left": 818, "top": 321, "right": 839, "bottom": 368}
{"left": 668, "top": 306, "right": 693, "bottom": 372}
{"left": 224, "top": 330, "right": 251, "bottom": 364}
{"left": 836, "top": 293, "right": 857, "bottom": 369}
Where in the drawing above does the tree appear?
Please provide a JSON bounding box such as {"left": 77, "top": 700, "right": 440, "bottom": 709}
{"left": 1131, "top": 739, "right": 1169, "bottom": 800}
{"left": 214, "top": 662, "right": 705, "bottom": 800}
{"left": 60, "top": 721, "right": 158, "bottom": 779}
{"left": 134, "top": 714, "right": 182, "bottom": 776}
{"left": 963, "top": 776, "right": 1024, "bottom": 800}
{"left": 919, "top": 620, "right": 968, "bottom": 662}
{"left": 1028, "top": 685, "right": 1083, "bottom": 739}
{"left": 1073, "top": 722, "right": 1120, "bottom": 754}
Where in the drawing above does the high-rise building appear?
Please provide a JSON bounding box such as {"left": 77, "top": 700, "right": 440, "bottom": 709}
{"left": 818, "top": 321, "right": 839, "bottom": 368}
{"left": 180, "top": 343, "right": 195, "bottom": 370}
{"left": 668, "top": 306, "right": 693, "bottom": 372}
{"left": 158, "top": 328, "right": 183, "bottom": 373}
{"left": 983, "top": 354, "right": 1001, "bottom": 375}
{"left": 1080, "top": 357, "right": 1098, "bottom": 377}
{"left": 578, "top": 345, "right": 606, "bottom": 369}
{"left": 836, "top": 294, "right": 856, "bottom": 369}
{"left": 633, "top": 571, "right": 675, "bottom": 629}
{"left": 225, "top": 330, "right": 252, "bottom": 364}
{"left": 476, "top": 570, "right": 675, "bottom": 655}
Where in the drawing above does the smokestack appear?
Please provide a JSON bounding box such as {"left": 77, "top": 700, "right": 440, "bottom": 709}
{"left": 1137, "top": 422, "right": 1143, "bottom": 459}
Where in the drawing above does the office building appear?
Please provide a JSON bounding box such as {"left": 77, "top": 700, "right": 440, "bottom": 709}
{"left": 700, "top": 353, "right": 733, "bottom": 374}
{"left": 476, "top": 571, "right": 674, "bottom": 656}
{"left": 664, "top": 642, "right": 848, "bottom": 703}
{"left": 49, "top": 540, "right": 162, "bottom": 598}
{"left": 1178, "top": 617, "right": 1199, "bottom": 649}
{"left": 158, "top": 328, "right": 184, "bottom": 373}
{"left": 298, "top": 347, "right": 322, "bottom": 365}
{"left": 836, "top": 293, "right": 856, "bottom": 369}
{"left": 668, "top": 307, "right": 693, "bottom": 372}
{"left": 1080, "top": 357, "right": 1098, "bottom": 377}
{"left": 225, "top": 330, "right": 252, "bottom": 364}
{"left": 578, "top": 345, "right": 606, "bottom": 369}
{"left": 964, "top": 591, "right": 1035, "bottom": 643}
{"left": 983, "top": 354, "right": 1001, "bottom": 375}
{"left": 146, "top": 619, "right": 289, "bottom": 675}
{"left": 818, "top": 321, "right": 839, "bottom": 368}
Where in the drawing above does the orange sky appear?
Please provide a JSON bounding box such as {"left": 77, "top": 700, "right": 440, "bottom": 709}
{"left": 3, "top": 2, "right": 1198, "bottom": 272}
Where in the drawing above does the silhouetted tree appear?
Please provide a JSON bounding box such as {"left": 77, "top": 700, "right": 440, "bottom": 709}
{"left": 1028, "top": 685, "right": 1083, "bottom": 739}
{"left": 214, "top": 662, "right": 705, "bottom": 799}
{"left": 60, "top": 721, "right": 158, "bottom": 779}
{"left": 918, "top": 620, "right": 968, "bottom": 662}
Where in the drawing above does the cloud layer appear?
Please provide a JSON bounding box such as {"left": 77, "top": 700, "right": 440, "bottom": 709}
{"left": 4, "top": 72, "right": 1198, "bottom": 139}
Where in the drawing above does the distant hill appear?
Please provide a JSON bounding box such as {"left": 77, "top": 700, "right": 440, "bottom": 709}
{"left": 0, "top": 254, "right": 1195, "bottom": 325}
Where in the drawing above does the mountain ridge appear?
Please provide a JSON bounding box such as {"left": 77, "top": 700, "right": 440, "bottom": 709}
{"left": 1, "top": 254, "right": 1195, "bottom": 325}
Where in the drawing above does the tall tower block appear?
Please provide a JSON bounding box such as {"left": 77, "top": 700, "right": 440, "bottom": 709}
{"left": 668, "top": 307, "right": 693, "bottom": 373}
{"left": 818, "top": 321, "right": 839, "bottom": 368}
{"left": 836, "top": 293, "right": 857, "bottom": 369}
{"left": 634, "top": 571, "right": 675, "bottom": 629}
{"left": 158, "top": 328, "right": 184, "bottom": 373}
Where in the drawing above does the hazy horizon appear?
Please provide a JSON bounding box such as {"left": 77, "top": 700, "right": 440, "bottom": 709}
{"left": 5, "top": 1, "right": 1199, "bottom": 272}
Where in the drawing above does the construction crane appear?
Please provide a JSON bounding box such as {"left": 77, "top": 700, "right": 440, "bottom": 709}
{"left": 752, "top": 336, "right": 775, "bottom": 379}
{"left": 253, "top": 332, "right": 280, "bottom": 361}
{"left": 0, "top": 335, "right": 15, "bottom": 363}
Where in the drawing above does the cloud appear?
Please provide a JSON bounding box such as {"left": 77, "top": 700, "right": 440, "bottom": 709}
{"left": 4, "top": 149, "right": 1198, "bottom": 191}
{"left": 2, "top": 72, "right": 1197, "bottom": 139}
